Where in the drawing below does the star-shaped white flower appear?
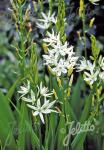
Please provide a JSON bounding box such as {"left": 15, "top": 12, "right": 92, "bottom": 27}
{"left": 22, "top": 90, "right": 36, "bottom": 105}
{"left": 51, "top": 41, "right": 68, "bottom": 56}
{"left": 43, "top": 30, "right": 60, "bottom": 46}
{"left": 84, "top": 70, "right": 99, "bottom": 85}
{"left": 36, "top": 11, "right": 56, "bottom": 29}
{"left": 18, "top": 80, "right": 30, "bottom": 97}
{"left": 27, "top": 99, "right": 56, "bottom": 124}
{"left": 37, "top": 82, "right": 53, "bottom": 100}
{"left": 43, "top": 51, "right": 58, "bottom": 66}
{"left": 52, "top": 59, "right": 67, "bottom": 76}
{"left": 76, "top": 57, "right": 95, "bottom": 72}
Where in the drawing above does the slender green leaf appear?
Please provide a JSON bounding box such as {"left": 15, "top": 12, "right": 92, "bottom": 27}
{"left": 0, "top": 91, "right": 16, "bottom": 149}
{"left": 6, "top": 77, "right": 22, "bottom": 101}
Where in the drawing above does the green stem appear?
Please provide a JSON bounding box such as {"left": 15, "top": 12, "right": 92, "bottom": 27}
{"left": 38, "top": 0, "right": 43, "bottom": 12}
{"left": 102, "top": 138, "right": 104, "bottom": 150}
{"left": 82, "top": 7, "right": 87, "bottom": 59}
{"left": 39, "top": 121, "right": 42, "bottom": 150}
{"left": 49, "top": 0, "right": 53, "bottom": 14}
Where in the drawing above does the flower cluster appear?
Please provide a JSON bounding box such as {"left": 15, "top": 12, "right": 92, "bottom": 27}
{"left": 76, "top": 55, "right": 104, "bottom": 86}
{"left": 18, "top": 82, "right": 57, "bottom": 124}
{"left": 43, "top": 30, "right": 78, "bottom": 76}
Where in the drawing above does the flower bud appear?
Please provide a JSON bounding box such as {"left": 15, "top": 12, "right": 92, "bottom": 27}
{"left": 57, "top": 77, "right": 62, "bottom": 88}
{"left": 89, "top": 18, "right": 95, "bottom": 28}
{"left": 42, "top": 43, "right": 48, "bottom": 53}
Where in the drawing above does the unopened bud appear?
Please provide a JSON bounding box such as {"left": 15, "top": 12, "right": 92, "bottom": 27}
{"left": 68, "top": 65, "right": 73, "bottom": 76}
{"left": 42, "top": 43, "right": 48, "bottom": 53}
{"left": 48, "top": 66, "right": 55, "bottom": 75}
{"left": 53, "top": 89, "right": 58, "bottom": 99}
{"left": 57, "top": 77, "right": 62, "bottom": 88}
{"left": 89, "top": 18, "right": 95, "bottom": 28}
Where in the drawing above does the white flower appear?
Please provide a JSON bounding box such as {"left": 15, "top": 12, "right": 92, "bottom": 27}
{"left": 43, "top": 30, "right": 78, "bottom": 76}
{"left": 27, "top": 99, "right": 56, "bottom": 124}
{"left": 99, "top": 72, "right": 104, "bottom": 81}
{"left": 77, "top": 58, "right": 88, "bottom": 72}
{"left": 43, "top": 51, "right": 58, "bottom": 66}
{"left": 18, "top": 81, "right": 58, "bottom": 123}
{"left": 76, "top": 57, "right": 94, "bottom": 72}
{"left": 84, "top": 70, "right": 99, "bottom": 85}
{"left": 52, "top": 59, "right": 67, "bottom": 76}
{"left": 51, "top": 41, "right": 68, "bottom": 56}
{"left": 43, "top": 44, "right": 78, "bottom": 76}
{"left": 22, "top": 90, "right": 36, "bottom": 105}
{"left": 98, "top": 55, "right": 104, "bottom": 70}
{"left": 18, "top": 80, "right": 30, "bottom": 97}
{"left": 67, "top": 55, "right": 78, "bottom": 66}
{"left": 64, "top": 46, "right": 74, "bottom": 56}
{"left": 89, "top": 0, "right": 100, "bottom": 5}
{"left": 37, "top": 82, "right": 53, "bottom": 100}
{"left": 43, "top": 30, "right": 60, "bottom": 46}
{"left": 36, "top": 22, "right": 50, "bottom": 29}
{"left": 36, "top": 11, "right": 56, "bottom": 29}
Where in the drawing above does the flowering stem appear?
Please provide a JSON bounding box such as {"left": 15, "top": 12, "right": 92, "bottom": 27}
{"left": 18, "top": 4, "right": 25, "bottom": 75}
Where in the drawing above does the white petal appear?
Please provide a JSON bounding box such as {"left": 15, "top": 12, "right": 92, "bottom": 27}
{"left": 41, "top": 12, "right": 47, "bottom": 20}
{"left": 47, "top": 100, "right": 56, "bottom": 109}
{"left": 22, "top": 97, "right": 32, "bottom": 103}
{"left": 42, "top": 100, "right": 50, "bottom": 109}
{"left": 62, "top": 68, "right": 67, "bottom": 74}
{"left": 27, "top": 104, "right": 37, "bottom": 111}
{"left": 42, "top": 109, "right": 51, "bottom": 114}
{"left": 37, "top": 99, "right": 41, "bottom": 107}
{"left": 33, "top": 111, "right": 39, "bottom": 116}
{"left": 39, "top": 113, "right": 45, "bottom": 124}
